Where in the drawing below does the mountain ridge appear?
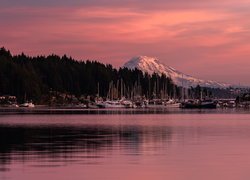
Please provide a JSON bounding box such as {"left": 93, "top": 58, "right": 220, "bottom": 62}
{"left": 123, "top": 56, "right": 231, "bottom": 88}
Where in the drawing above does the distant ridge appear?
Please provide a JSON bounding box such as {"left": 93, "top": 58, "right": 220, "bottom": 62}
{"left": 123, "top": 56, "right": 231, "bottom": 88}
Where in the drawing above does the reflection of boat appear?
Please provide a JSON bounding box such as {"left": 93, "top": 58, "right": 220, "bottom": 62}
{"left": 180, "top": 99, "right": 217, "bottom": 109}
{"left": 19, "top": 102, "right": 35, "bottom": 108}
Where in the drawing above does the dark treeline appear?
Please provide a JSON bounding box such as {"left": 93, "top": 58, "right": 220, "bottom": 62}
{"left": 188, "top": 86, "right": 236, "bottom": 99}
{"left": 0, "top": 47, "right": 179, "bottom": 103}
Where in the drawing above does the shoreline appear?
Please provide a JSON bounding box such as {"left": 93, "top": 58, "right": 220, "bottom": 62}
{"left": 0, "top": 106, "right": 249, "bottom": 115}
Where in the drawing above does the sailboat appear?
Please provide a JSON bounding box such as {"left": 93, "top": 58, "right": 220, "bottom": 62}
{"left": 180, "top": 99, "right": 217, "bottom": 109}
{"left": 19, "top": 93, "right": 35, "bottom": 108}
{"left": 180, "top": 89, "right": 217, "bottom": 109}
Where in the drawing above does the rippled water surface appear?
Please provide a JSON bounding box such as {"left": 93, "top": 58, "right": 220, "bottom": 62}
{"left": 1, "top": 109, "right": 250, "bottom": 180}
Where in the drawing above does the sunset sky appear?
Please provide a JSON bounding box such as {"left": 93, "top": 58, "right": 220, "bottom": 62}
{"left": 1, "top": 0, "right": 250, "bottom": 85}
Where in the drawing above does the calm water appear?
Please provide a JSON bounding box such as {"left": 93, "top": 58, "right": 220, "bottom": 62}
{"left": 1, "top": 109, "right": 250, "bottom": 180}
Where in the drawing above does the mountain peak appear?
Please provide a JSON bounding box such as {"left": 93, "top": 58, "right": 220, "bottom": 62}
{"left": 125, "top": 56, "right": 158, "bottom": 67}
{"left": 124, "top": 56, "right": 168, "bottom": 75}
{"left": 123, "top": 56, "right": 230, "bottom": 88}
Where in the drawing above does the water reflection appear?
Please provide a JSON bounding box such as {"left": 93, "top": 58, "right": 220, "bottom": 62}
{"left": 0, "top": 124, "right": 172, "bottom": 170}
{"left": 2, "top": 113, "right": 250, "bottom": 180}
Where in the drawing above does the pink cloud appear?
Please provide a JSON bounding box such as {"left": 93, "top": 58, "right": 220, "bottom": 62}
{"left": 1, "top": 4, "right": 250, "bottom": 85}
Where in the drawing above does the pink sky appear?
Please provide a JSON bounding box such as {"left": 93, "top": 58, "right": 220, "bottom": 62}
{"left": 1, "top": 0, "right": 250, "bottom": 85}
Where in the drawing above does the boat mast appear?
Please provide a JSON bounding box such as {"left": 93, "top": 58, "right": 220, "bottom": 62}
{"left": 121, "top": 79, "right": 123, "bottom": 98}
{"left": 97, "top": 82, "right": 99, "bottom": 97}
{"left": 182, "top": 74, "right": 184, "bottom": 102}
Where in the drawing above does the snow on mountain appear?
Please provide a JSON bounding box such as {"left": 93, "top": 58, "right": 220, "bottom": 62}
{"left": 123, "top": 56, "right": 230, "bottom": 88}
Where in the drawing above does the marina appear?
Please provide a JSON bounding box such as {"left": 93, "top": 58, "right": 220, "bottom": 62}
{"left": 0, "top": 99, "right": 249, "bottom": 116}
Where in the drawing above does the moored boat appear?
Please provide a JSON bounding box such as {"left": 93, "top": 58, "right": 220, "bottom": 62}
{"left": 180, "top": 99, "right": 217, "bottom": 109}
{"left": 146, "top": 99, "right": 166, "bottom": 108}
{"left": 99, "top": 100, "right": 125, "bottom": 108}
{"left": 19, "top": 102, "right": 35, "bottom": 108}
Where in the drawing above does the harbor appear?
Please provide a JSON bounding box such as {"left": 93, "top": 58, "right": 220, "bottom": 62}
{"left": 0, "top": 97, "right": 249, "bottom": 115}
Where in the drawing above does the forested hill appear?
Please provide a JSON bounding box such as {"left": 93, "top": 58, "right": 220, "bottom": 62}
{"left": 0, "top": 47, "right": 177, "bottom": 103}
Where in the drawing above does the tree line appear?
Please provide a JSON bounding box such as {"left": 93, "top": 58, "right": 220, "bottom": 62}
{"left": 0, "top": 47, "right": 179, "bottom": 103}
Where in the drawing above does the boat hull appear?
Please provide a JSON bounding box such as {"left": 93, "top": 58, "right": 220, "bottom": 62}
{"left": 181, "top": 102, "right": 217, "bottom": 109}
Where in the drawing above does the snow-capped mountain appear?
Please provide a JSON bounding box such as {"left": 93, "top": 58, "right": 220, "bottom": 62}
{"left": 123, "top": 56, "right": 230, "bottom": 88}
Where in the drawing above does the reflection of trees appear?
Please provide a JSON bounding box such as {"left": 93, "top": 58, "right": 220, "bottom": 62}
{"left": 0, "top": 125, "right": 116, "bottom": 165}
{"left": 119, "top": 126, "right": 172, "bottom": 153}
{"left": 0, "top": 124, "right": 172, "bottom": 169}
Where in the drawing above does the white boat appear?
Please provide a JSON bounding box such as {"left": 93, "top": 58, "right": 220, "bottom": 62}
{"left": 225, "top": 101, "right": 236, "bottom": 108}
{"left": 19, "top": 102, "right": 35, "bottom": 108}
{"left": 165, "top": 99, "right": 180, "bottom": 108}
{"left": 166, "top": 103, "right": 181, "bottom": 108}
{"left": 100, "top": 100, "right": 125, "bottom": 108}
{"left": 121, "top": 100, "right": 133, "bottom": 108}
